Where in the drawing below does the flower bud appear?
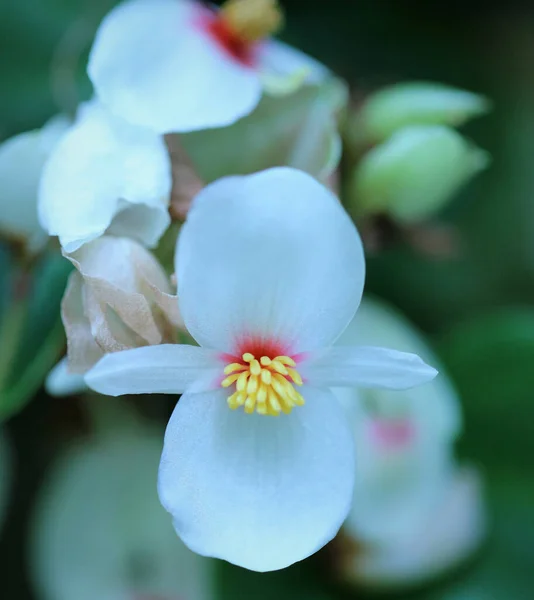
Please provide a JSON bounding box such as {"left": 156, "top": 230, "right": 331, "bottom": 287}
{"left": 48, "top": 236, "right": 183, "bottom": 395}
{"left": 349, "top": 81, "right": 490, "bottom": 145}
{"left": 349, "top": 125, "right": 490, "bottom": 223}
{"left": 31, "top": 401, "right": 216, "bottom": 600}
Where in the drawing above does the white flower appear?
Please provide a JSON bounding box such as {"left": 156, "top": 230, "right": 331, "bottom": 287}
{"left": 88, "top": 0, "right": 327, "bottom": 134}
{"left": 38, "top": 101, "right": 172, "bottom": 253}
{"left": 85, "top": 167, "right": 437, "bottom": 572}
{"left": 31, "top": 404, "right": 215, "bottom": 600}
{"left": 0, "top": 116, "right": 69, "bottom": 253}
{"left": 333, "top": 298, "right": 461, "bottom": 546}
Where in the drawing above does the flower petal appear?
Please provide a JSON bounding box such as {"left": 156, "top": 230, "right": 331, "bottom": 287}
{"left": 88, "top": 0, "right": 261, "bottom": 133}
{"left": 176, "top": 167, "right": 365, "bottom": 354}
{"left": 304, "top": 346, "right": 437, "bottom": 389}
{"left": 45, "top": 358, "right": 88, "bottom": 397}
{"left": 158, "top": 386, "right": 354, "bottom": 572}
{"left": 85, "top": 345, "right": 221, "bottom": 396}
{"left": 38, "top": 102, "right": 171, "bottom": 253}
{"left": 258, "top": 39, "right": 328, "bottom": 96}
{"left": 0, "top": 116, "right": 68, "bottom": 252}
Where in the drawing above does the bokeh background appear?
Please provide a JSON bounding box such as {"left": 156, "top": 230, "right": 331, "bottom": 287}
{"left": 1, "top": 0, "right": 534, "bottom": 598}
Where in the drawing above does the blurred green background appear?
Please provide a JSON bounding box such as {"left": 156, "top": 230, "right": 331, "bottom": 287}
{"left": 1, "top": 0, "right": 534, "bottom": 598}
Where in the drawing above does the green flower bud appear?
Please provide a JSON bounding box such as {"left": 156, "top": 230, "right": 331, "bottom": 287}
{"left": 349, "top": 125, "right": 490, "bottom": 223}
{"left": 349, "top": 82, "right": 491, "bottom": 145}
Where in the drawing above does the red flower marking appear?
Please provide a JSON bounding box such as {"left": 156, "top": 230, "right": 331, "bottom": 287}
{"left": 223, "top": 335, "right": 293, "bottom": 363}
{"left": 195, "top": 8, "right": 258, "bottom": 68}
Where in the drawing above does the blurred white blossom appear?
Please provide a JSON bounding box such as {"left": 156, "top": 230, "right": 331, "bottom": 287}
{"left": 38, "top": 101, "right": 171, "bottom": 253}
{"left": 333, "top": 298, "right": 485, "bottom": 588}
{"left": 84, "top": 167, "right": 436, "bottom": 571}
{"left": 31, "top": 403, "right": 215, "bottom": 600}
{"left": 0, "top": 116, "right": 69, "bottom": 253}
{"left": 88, "top": 0, "right": 327, "bottom": 133}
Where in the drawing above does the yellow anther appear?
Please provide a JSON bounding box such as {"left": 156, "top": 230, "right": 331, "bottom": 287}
{"left": 236, "top": 371, "right": 249, "bottom": 392}
{"left": 220, "top": 0, "right": 283, "bottom": 44}
{"left": 287, "top": 368, "right": 303, "bottom": 386}
{"left": 278, "top": 356, "right": 296, "bottom": 367}
{"left": 221, "top": 351, "right": 304, "bottom": 416}
{"left": 260, "top": 369, "right": 272, "bottom": 385}
{"left": 270, "top": 360, "right": 289, "bottom": 376}
{"left": 221, "top": 373, "right": 240, "bottom": 388}
{"left": 224, "top": 362, "right": 248, "bottom": 375}
{"left": 246, "top": 374, "right": 259, "bottom": 395}
{"left": 250, "top": 359, "right": 261, "bottom": 376}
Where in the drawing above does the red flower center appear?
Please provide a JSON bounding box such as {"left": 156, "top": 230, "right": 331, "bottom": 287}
{"left": 197, "top": 10, "right": 258, "bottom": 68}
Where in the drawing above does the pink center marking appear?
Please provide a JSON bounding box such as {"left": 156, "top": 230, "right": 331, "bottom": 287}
{"left": 370, "top": 418, "right": 415, "bottom": 451}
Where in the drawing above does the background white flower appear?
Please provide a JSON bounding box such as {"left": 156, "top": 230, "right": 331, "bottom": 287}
{"left": 334, "top": 297, "right": 461, "bottom": 545}
{"left": 85, "top": 167, "right": 437, "bottom": 572}
{"left": 0, "top": 116, "right": 69, "bottom": 253}
{"left": 38, "top": 101, "right": 171, "bottom": 253}
{"left": 333, "top": 298, "right": 485, "bottom": 588}
{"left": 88, "top": 0, "right": 327, "bottom": 133}
{"left": 30, "top": 402, "right": 215, "bottom": 600}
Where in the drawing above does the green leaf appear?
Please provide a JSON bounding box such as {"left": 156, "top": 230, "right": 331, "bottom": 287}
{"left": 180, "top": 79, "right": 347, "bottom": 184}
{"left": 438, "top": 308, "right": 534, "bottom": 469}
{"left": 0, "top": 248, "right": 71, "bottom": 421}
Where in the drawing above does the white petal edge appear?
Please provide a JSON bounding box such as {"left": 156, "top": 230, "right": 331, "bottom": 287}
{"left": 304, "top": 346, "right": 438, "bottom": 390}
{"left": 158, "top": 386, "right": 355, "bottom": 572}
{"left": 45, "top": 358, "right": 88, "bottom": 397}
{"left": 38, "top": 102, "right": 171, "bottom": 253}
{"left": 176, "top": 167, "right": 365, "bottom": 354}
{"left": 85, "top": 345, "right": 221, "bottom": 396}
{"left": 88, "top": 0, "right": 261, "bottom": 133}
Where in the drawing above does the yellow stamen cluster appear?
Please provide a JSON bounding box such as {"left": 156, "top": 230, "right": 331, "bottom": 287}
{"left": 220, "top": 0, "right": 283, "bottom": 43}
{"left": 221, "top": 353, "right": 304, "bottom": 416}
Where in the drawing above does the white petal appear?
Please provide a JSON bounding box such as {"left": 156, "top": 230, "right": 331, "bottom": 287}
{"left": 85, "top": 345, "right": 221, "bottom": 396}
{"left": 177, "top": 167, "right": 365, "bottom": 354}
{"left": 334, "top": 297, "right": 461, "bottom": 438}
{"left": 305, "top": 346, "right": 437, "bottom": 390}
{"left": 45, "top": 358, "right": 88, "bottom": 397}
{"left": 258, "top": 39, "right": 328, "bottom": 96}
{"left": 158, "top": 386, "right": 354, "bottom": 571}
{"left": 88, "top": 0, "right": 261, "bottom": 133}
{"left": 0, "top": 116, "right": 69, "bottom": 252}
{"left": 38, "top": 102, "right": 171, "bottom": 253}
